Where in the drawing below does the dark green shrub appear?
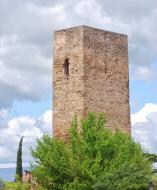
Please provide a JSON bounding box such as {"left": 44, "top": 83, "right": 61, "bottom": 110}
{"left": 31, "top": 113, "right": 152, "bottom": 190}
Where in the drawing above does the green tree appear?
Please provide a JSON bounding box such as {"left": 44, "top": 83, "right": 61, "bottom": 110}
{"left": 31, "top": 113, "right": 152, "bottom": 190}
{"left": 16, "top": 136, "right": 24, "bottom": 182}
{"left": 144, "top": 153, "right": 157, "bottom": 162}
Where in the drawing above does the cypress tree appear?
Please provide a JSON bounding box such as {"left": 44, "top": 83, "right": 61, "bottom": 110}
{"left": 15, "top": 136, "right": 24, "bottom": 181}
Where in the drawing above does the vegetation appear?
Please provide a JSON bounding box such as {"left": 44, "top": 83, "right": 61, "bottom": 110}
{"left": 5, "top": 182, "right": 30, "bottom": 190}
{"left": 144, "top": 153, "right": 157, "bottom": 162}
{"left": 0, "top": 178, "right": 5, "bottom": 189}
{"left": 16, "top": 136, "right": 24, "bottom": 182}
{"left": 31, "top": 112, "right": 152, "bottom": 190}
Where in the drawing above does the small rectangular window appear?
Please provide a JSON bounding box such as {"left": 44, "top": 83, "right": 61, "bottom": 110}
{"left": 63, "top": 58, "right": 70, "bottom": 76}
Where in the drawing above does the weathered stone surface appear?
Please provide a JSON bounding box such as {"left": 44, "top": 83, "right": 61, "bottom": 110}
{"left": 22, "top": 170, "right": 32, "bottom": 183}
{"left": 53, "top": 25, "right": 131, "bottom": 139}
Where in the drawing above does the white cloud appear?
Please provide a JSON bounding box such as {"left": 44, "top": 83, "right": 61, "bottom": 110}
{"left": 131, "top": 103, "right": 157, "bottom": 153}
{"left": 130, "top": 66, "right": 156, "bottom": 81}
{"left": 131, "top": 103, "right": 157, "bottom": 125}
{"left": 38, "top": 110, "right": 52, "bottom": 132}
{"left": 0, "top": 0, "right": 157, "bottom": 108}
{"left": 0, "top": 109, "right": 52, "bottom": 168}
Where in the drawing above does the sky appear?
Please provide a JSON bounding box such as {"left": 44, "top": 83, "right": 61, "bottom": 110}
{"left": 0, "top": 0, "right": 157, "bottom": 169}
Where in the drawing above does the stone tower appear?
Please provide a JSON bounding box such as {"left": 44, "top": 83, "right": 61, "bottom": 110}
{"left": 53, "top": 25, "right": 130, "bottom": 139}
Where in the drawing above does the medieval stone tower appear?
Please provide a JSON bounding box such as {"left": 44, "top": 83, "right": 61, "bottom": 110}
{"left": 53, "top": 25, "right": 131, "bottom": 139}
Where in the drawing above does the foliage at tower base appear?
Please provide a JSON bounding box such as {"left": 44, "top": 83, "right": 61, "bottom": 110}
{"left": 31, "top": 113, "right": 152, "bottom": 190}
{"left": 15, "top": 136, "right": 24, "bottom": 182}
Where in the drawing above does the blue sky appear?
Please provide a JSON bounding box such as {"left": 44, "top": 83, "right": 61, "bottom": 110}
{"left": 0, "top": 0, "right": 157, "bottom": 169}
{"left": 12, "top": 97, "right": 51, "bottom": 117}
{"left": 130, "top": 71, "right": 157, "bottom": 113}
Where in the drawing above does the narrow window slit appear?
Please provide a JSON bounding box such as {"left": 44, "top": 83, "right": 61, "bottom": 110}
{"left": 63, "top": 58, "right": 70, "bottom": 76}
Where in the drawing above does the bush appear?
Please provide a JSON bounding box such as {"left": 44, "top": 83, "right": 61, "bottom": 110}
{"left": 152, "top": 173, "right": 157, "bottom": 190}
{"left": 31, "top": 112, "right": 152, "bottom": 190}
{"left": 5, "top": 182, "right": 30, "bottom": 190}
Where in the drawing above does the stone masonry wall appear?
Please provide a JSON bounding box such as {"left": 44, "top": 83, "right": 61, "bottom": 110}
{"left": 83, "top": 26, "right": 130, "bottom": 133}
{"left": 53, "top": 26, "right": 84, "bottom": 139}
{"left": 53, "top": 26, "right": 131, "bottom": 139}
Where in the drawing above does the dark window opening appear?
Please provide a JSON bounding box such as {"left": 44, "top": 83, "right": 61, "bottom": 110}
{"left": 63, "top": 58, "right": 70, "bottom": 76}
{"left": 104, "top": 62, "right": 107, "bottom": 74}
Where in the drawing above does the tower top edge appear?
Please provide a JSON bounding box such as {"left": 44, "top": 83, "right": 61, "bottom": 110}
{"left": 54, "top": 25, "right": 127, "bottom": 37}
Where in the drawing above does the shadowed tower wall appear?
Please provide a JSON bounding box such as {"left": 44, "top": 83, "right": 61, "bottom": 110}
{"left": 53, "top": 26, "right": 131, "bottom": 139}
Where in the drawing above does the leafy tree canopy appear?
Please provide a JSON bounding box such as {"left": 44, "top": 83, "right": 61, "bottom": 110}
{"left": 144, "top": 153, "right": 157, "bottom": 162}
{"left": 31, "top": 113, "right": 152, "bottom": 190}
